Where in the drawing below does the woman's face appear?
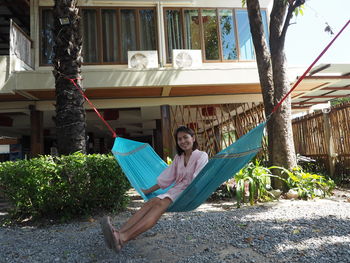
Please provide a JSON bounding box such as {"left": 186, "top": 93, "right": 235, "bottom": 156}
{"left": 177, "top": 131, "right": 195, "bottom": 152}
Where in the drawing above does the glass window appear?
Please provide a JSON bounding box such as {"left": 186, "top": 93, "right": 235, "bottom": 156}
{"left": 236, "top": 10, "right": 255, "bottom": 60}
{"left": 41, "top": 9, "right": 54, "bottom": 64}
{"left": 121, "top": 9, "right": 137, "bottom": 63}
{"left": 219, "top": 9, "right": 237, "bottom": 60}
{"left": 183, "top": 9, "right": 201, "bottom": 49}
{"left": 165, "top": 9, "right": 183, "bottom": 62}
{"left": 82, "top": 9, "right": 99, "bottom": 63}
{"left": 139, "top": 9, "right": 157, "bottom": 50}
{"left": 102, "top": 9, "right": 119, "bottom": 62}
{"left": 202, "top": 9, "right": 219, "bottom": 60}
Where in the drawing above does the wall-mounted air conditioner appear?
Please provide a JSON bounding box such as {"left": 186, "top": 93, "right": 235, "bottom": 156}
{"left": 172, "top": 49, "right": 202, "bottom": 69}
{"left": 128, "top": 51, "right": 158, "bottom": 69}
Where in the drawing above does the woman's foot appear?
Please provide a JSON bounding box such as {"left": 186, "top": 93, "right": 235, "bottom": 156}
{"left": 112, "top": 230, "right": 124, "bottom": 252}
{"left": 100, "top": 216, "right": 123, "bottom": 253}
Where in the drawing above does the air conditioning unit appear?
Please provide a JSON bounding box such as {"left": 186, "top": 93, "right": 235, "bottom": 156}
{"left": 128, "top": 51, "right": 159, "bottom": 69}
{"left": 172, "top": 49, "right": 202, "bottom": 69}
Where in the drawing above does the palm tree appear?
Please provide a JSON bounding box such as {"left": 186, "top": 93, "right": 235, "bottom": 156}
{"left": 52, "top": 0, "right": 86, "bottom": 155}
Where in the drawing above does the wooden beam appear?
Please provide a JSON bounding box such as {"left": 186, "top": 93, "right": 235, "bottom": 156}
{"left": 304, "top": 76, "right": 350, "bottom": 80}
{"left": 301, "top": 95, "right": 349, "bottom": 99}
{"left": 322, "top": 85, "right": 350, "bottom": 90}
{"left": 309, "top": 64, "right": 331, "bottom": 76}
{"left": 161, "top": 86, "right": 172, "bottom": 97}
{"left": 292, "top": 101, "right": 330, "bottom": 105}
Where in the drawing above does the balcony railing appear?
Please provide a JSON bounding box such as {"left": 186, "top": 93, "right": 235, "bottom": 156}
{"left": 10, "top": 19, "right": 33, "bottom": 70}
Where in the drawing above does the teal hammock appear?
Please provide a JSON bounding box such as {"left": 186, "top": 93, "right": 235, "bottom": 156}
{"left": 112, "top": 122, "right": 266, "bottom": 212}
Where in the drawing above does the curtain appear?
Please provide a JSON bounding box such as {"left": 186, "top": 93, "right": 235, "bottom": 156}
{"left": 102, "top": 9, "right": 118, "bottom": 62}
{"left": 166, "top": 10, "right": 183, "bottom": 62}
{"left": 41, "top": 9, "right": 54, "bottom": 64}
{"left": 121, "top": 9, "right": 137, "bottom": 63}
{"left": 82, "top": 9, "right": 98, "bottom": 63}
{"left": 139, "top": 10, "right": 156, "bottom": 50}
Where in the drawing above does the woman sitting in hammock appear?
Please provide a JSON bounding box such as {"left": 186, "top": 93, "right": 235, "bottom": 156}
{"left": 101, "top": 125, "right": 208, "bottom": 252}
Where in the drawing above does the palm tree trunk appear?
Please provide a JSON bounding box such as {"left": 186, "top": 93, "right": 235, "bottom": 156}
{"left": 52, "top": 0, "right": 86, "bottom": 155}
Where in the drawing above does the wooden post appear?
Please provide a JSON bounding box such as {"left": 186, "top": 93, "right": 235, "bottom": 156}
{"left": 153, "top": 119, "right": 163, "bottom": 157}
{"left": 161, "top": 105, "right": 172, "bottom": 160}
{"left": 30, "top": 106, "right": 44, "bottom": 157}
{"left": 323, "top": 111, "right": 336, "bottom": 178}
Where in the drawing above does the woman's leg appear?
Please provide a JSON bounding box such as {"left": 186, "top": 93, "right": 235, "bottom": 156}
{"left": 119, "top": 198, "right": 159, "bottom": 233}
{"left": 118, "top": 197, "right": 172, "bottom": 244}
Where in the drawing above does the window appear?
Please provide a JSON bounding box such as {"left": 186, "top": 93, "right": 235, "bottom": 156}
{"left": 183, "top": 9, "right": 201, "bottom": 49}
{"left": 101, "top": 9, "right": 119, "bottom": 62}
{"left": 82, "top": 9, "right": 99, "bottom": 63}
{"left": 40, "top": 9, "right": 54, "bottom": 65}
{"left": 219, "top": 9, "right": 237, "bottom": 60}
{"left": 40, "top": 7, "right": 157, "bottom": 65}
{"left": 165, "top": 9, "right": 183, "bottom": 62}
{"left": 164, "top": 8, "right": 268, "bottom": 63}
{"left": 202, "top": 9, "right": 220, "bottom": 60}
{"left": 236, "top": 10, "right": 255, "bottom": 60}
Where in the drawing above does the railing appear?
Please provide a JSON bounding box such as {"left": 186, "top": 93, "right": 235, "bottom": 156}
{"left": 10, "top": 19, "right": 33, "bottom": 69}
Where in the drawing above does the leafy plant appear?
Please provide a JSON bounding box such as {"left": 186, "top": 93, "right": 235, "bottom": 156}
{"left": 0, "top": 153, "right": 131, "bottom": 223}
{"left": 233, "top": 161, "right": 277, "bottom": 208}
{"left": 272, "top": 166, "right": 335, "bottom": 199}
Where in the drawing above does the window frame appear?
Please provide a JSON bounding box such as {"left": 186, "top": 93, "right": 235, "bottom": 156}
{"left": 39, "top": 6, "right": 158, "bottom": 66}
{"left": 163, "top": 7, "right": 269, "bottom": 64}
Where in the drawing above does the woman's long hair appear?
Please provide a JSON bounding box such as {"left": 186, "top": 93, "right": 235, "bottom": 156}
{"left": 174, "top": 126, "right": 198, "bottom": 155}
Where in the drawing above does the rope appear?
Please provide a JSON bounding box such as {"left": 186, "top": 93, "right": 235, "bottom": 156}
{"left": 66, "top": 77, "right": 117, "bottom": 138}
{"left": 271, "top": 19, "right": 350, "bottom": 114}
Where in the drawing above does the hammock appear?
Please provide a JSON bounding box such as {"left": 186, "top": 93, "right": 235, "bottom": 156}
{"left": 112, "top": 122, "right": 265, "bottom": 212}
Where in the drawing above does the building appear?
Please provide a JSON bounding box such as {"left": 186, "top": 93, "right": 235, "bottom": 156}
{"left": 1, "top": 0, "right": 347, "bottom": 161}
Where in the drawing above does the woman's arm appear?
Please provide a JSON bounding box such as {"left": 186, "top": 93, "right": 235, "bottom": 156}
{"left": 141, "top": 184, "right": 161, "bottom": 195}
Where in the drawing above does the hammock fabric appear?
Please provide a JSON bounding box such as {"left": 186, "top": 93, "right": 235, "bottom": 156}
{"left": 112, "top": 122, "right": 265, "bottom": 212}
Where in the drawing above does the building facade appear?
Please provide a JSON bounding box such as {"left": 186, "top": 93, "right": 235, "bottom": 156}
{"left": 0, "top": 0, "right": 307, "bottom": 160}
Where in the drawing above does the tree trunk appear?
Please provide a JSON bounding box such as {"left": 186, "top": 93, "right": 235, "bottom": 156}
{"left": 246, "top": 0, "right": 298, "bottom": 190}
{"left": 246, "top": 0, "right": 274, "bottom": 165}
{"left": 52, "top": 0, "right": 86, "bottom": 155}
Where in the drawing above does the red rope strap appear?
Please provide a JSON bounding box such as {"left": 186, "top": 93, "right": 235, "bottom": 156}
{"left": 67, "top": 78, "right": 117, "bottom": 138}
{"left": 271, "top": 19, "right": 350, "bottom": 114}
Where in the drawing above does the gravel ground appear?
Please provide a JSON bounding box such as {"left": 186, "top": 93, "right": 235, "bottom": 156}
{"left": 1, "top": 189, "right": 350, "bottom": 263}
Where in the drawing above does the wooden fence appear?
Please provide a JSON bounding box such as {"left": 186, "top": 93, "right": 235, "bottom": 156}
{"left": 292, "top": 102, "right": 350, "bottom": 183}
{"left": 171, "top": 103, "right": 266, "bottom": 158}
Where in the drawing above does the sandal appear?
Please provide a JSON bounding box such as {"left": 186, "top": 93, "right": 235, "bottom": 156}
{"left": 100, "top": 216, "right": 117, "bottom": 251}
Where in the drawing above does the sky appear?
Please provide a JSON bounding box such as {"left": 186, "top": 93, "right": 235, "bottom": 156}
{"left": 285, "top": 0, "right": 350, "bottom": 66}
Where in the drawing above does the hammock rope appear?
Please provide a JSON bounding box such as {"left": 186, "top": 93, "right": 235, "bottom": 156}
{"left": 64, "top": 19, "right": 349, "bottom": 212}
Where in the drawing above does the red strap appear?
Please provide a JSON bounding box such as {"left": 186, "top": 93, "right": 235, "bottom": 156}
{"left": 67, "top": 78, "right": 117, "bottom": 138}
{"left": 271, "top": 19, "right": 350, "bottom": 113}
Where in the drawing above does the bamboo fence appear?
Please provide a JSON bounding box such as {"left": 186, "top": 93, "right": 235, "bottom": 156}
{"left": 170, "top": 103, "right": 266, "bottom": 158}
{"left": 292, "top": 101, "right": 350, "bottom": 183}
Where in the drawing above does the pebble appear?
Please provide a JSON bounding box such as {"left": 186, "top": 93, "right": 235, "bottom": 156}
{"left": 0, "top": 198, "right": 350, "bottom": 262}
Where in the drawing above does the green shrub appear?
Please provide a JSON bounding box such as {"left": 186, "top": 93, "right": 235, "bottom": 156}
{"left": 274, "top": 166, "right": 335, "bottom": 199}
{"left": 0, "top": 153, "right": 130, "bottom": 221}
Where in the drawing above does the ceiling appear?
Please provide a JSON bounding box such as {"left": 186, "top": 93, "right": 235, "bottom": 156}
{"left": 292, "top": 64, "right": 350, "bottom": 111}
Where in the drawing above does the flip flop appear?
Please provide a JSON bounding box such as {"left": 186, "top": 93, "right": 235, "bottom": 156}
{"left": 100, "top": 216, "right": 118, "bottom": 251}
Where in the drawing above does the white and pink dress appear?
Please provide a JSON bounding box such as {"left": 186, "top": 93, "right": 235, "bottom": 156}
{"left": 156, "top": 150, "right": 208, "bottom": 202}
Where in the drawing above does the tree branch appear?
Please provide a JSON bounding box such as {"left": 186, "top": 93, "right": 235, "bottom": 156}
{"left": 280, "top": 0, "right": 305, "bottom": 42}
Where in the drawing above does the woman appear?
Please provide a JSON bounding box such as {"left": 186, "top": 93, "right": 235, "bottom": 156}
{"left": 101, "top": 126, "right": 208, "bottom": 252}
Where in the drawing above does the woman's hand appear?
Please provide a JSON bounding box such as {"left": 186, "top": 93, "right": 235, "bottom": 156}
{"left": 141, "top": 188, "right": 152, "bottom": 195}
{"left": 141, "top": 184, "right": 160, "bottom": 195}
